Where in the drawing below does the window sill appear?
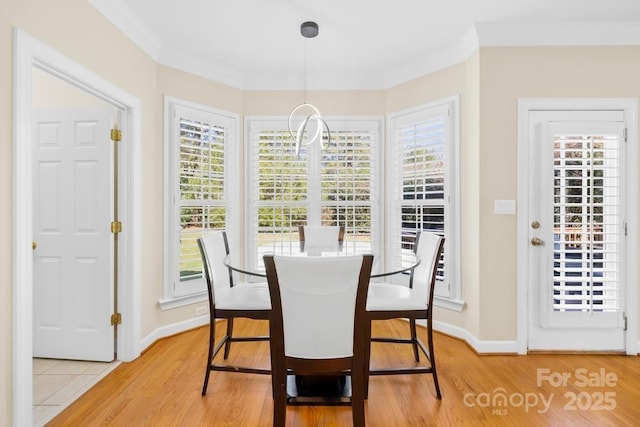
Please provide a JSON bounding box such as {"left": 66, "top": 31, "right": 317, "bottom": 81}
{"left": 158, "top": 291, "right": 207, "bottom": 311}
{"left": 434, "top": 295, "right": 465, "bottom": 312}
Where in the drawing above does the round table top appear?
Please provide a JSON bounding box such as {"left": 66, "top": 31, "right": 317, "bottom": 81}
{"left": 224, "top": 245, "right": 419, "bottom": 279}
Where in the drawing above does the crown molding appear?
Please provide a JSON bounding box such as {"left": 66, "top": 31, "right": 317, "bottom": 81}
{"left": 157, "top": 47, "right": 244, "bottom": 89}
{"left": 89, "top": 0, "right": 163, "bottom": 61}
{"left": 382, "top": 25, "right": 479, "bottom": 89}
{"left": 476, "top": 22, "right": 640, "bottom": 47}
{"left": 88, "top": 2, "right": 640, "bottom": 91}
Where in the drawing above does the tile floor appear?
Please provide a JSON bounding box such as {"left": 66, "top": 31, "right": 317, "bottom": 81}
{"left": 33, "top": 358, "right": 120, "bottom": 427}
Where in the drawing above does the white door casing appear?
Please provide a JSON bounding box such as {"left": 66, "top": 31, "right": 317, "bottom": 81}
{"left": 33, "top": 107, "right": 114, "bottom": 361}
{"left": 517, "top": 99, "right": 638, "bottom": 355}
{"left": 14, "top": 29, "right": 142, "bottom": 426}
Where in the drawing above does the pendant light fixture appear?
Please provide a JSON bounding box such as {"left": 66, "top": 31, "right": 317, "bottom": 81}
{"left": 288, "top": 21, "right": 331, "bottom": 158}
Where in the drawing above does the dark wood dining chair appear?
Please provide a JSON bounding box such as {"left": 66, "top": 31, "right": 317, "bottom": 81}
{"left": 198, "top": 231, "right": 271, "bottom": 395}
{"left": 264, "top": 253, "right": 373, "bottom": 427}
{"left": 364, "top": 231, "right": 445, "bottom": 399}
{"left": 298, "top": 225, "right": 345, "bottom": 252}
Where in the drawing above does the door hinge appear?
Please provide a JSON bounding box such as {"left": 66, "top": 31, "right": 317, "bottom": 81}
{"left": 111, "top": 221, "right": 122, "bottom": 233}
{"left": 110, "top": 128, "right": 122, "bottom": 142}
{"left": 624, "top": 221, "right": 628, "bottom": 237}
{"left": 623, "top": 313, "right": 627, "bottom": 331}
{"left": 111, "top": 312, "right": 122, "bottom": 326}
{"left": 623, "top": 128, "right": 627, "bottom": 142}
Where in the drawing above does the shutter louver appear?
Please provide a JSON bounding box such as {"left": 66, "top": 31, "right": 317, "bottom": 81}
{"left": 252, "top": 129, "right": 308, "bottom": 260}
{"left": 553, "top": 134, "right": 621, "bottom": 312}
{"left": 321, "top": 129, "right": 376, "bottom": 254}
{"left": 178, "top": 117, "right": 227, "bottom": 281}
{"left": 395, "top": 115, "right": 446, "bottom": 279}
{"left": 249, "top": 120, "right": 378, "bottom": 268}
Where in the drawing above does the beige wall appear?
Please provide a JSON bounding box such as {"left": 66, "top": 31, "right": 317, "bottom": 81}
{"left": 3, "top": 1, "right": 639, "bottom": 424}
{"left": 477, "top": 46, "right": 640, "bottom": 340}
{"left": 158, "top": 65, "right": 243, "bottom": 114}
{"left": 385, "top": 57, "right": 482, "bottom": 336}
{"left": 33, "top": 68, "right": 108, "bottom": 109}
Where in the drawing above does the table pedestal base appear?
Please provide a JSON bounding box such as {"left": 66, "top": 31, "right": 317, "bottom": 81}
{"left": 286, "top": 375, "right": 351, "bottom": 405}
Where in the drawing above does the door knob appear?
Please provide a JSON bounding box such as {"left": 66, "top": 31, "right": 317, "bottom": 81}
{"left": 530, "top": 237, "right": 544, "bottom": 246}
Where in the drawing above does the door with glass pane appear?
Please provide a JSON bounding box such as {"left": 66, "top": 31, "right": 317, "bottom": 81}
{"left": 528, "top": 110, "right": 626, "bottom": 351}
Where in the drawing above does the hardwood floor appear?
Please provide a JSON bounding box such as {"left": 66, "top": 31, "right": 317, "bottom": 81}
{"left": 48, "top": 319, "right": 640, "bottom": 426}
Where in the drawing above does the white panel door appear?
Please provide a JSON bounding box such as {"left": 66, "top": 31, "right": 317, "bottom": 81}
{"left": 33, "top": 107, "right": 114, "bottom": 361}
{"left": 527, "top": 110, "right": 626, "bottom": 351}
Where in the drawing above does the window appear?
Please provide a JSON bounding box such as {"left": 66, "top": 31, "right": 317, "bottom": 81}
{"left": 162, "top": 98, "right": 239, "bottom": 309}
{"left": 246, "top": 118, "right": 381, "bottom": 272}
{"left": 553, "top": 133, "right": 622, "bottom": 312}
{"left": 388, "top": 96, "right": 461, "bottom": 307}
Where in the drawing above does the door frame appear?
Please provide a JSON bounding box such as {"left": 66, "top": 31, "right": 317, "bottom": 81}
{"left": 12, "top": 29, "right": 142, "bottom": 425}
{"left": 516, "top": 98, "right": 638, "bottom": 355}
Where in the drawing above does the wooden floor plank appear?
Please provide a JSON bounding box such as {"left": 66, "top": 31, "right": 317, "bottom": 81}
{"left": 48, "top": 319, "right": 640, "bottom": 426}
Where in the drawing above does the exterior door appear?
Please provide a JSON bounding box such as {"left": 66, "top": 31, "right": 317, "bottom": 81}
{"left": 33, "top": 107, "right": 115, "bottom": 361}
{"left": 527, "top": 110, "right": 627, "bottom": 351}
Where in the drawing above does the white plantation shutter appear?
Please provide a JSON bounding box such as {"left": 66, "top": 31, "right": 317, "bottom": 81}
{"left": 164, "top": 100, "right": 237, "bottom": 303}
{"left": 320, "top": 124, "right": 378, "bottom": 255}
{"left": 250, "top": 125, "right": 309, "bottom": 263}
{"left": 247, "top": 118, "right": 380, "bottom": 270}
{"left": 178, "top": 116, "right": 227, "bottom": 280}
{"left": 553, "top": 133, "right": 622, "bottom": 312}
{"left": 389, "top": 100, "right": 458, "bottom": 297}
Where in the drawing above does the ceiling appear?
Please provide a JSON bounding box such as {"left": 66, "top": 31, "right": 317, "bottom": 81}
{"left": 92, "top": 0, "right": 640, "bottom": 90}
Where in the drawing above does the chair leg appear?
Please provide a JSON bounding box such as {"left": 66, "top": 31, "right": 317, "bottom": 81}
{"left": 427, "top": 321, "right": 442, "bottom": 399}
{"left": 351, "top": 358, "right": 366, "bottom": 427}
{"left": 363, "top": 319, "right": 372, "bottom": 399}
{"left": 410, "top": 318, "right": 420, "bottom": 362}
{"left": 223, "top": 318, "right": 234, "bottom": 359}
{"left": 202, "top": 317, "right": 215, "bottom": 395}
{"left": 272, "top": 365, "right": 287, "bottom": 427}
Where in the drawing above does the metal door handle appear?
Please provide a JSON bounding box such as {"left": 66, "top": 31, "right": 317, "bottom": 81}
{"left": 32, "top": 241, "right": 37, "bottom": 250}
{"left": 530, "top": 237, "right": 544, "bottom": 246}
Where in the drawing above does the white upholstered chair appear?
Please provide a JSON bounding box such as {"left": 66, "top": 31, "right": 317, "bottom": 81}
{"left": 264, "top": 254, "right": 373, "bottom": 427}
{"left": 298, "top": 225, "right": 345, "bottom": 253}
{"left": 364, "top": 231, "right": 445, "bottom": 399}
{"left": 198, "top": 231, "right": 271, "bottom": 395}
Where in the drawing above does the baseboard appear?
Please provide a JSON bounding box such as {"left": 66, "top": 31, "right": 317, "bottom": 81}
{"left": 464, "top": 335, "right": 519, "bottom": 354}
{"left": 140, "top": 316, "right": 521, "bottom": 357}
{"left": 140, "top": 315, "right": 209, "bottom": 352}
{"left": 140, "top": 316, "right": 637, "bottom": 358}
{"left": 430, "top": 320, "right": 519, "bottom": 354}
